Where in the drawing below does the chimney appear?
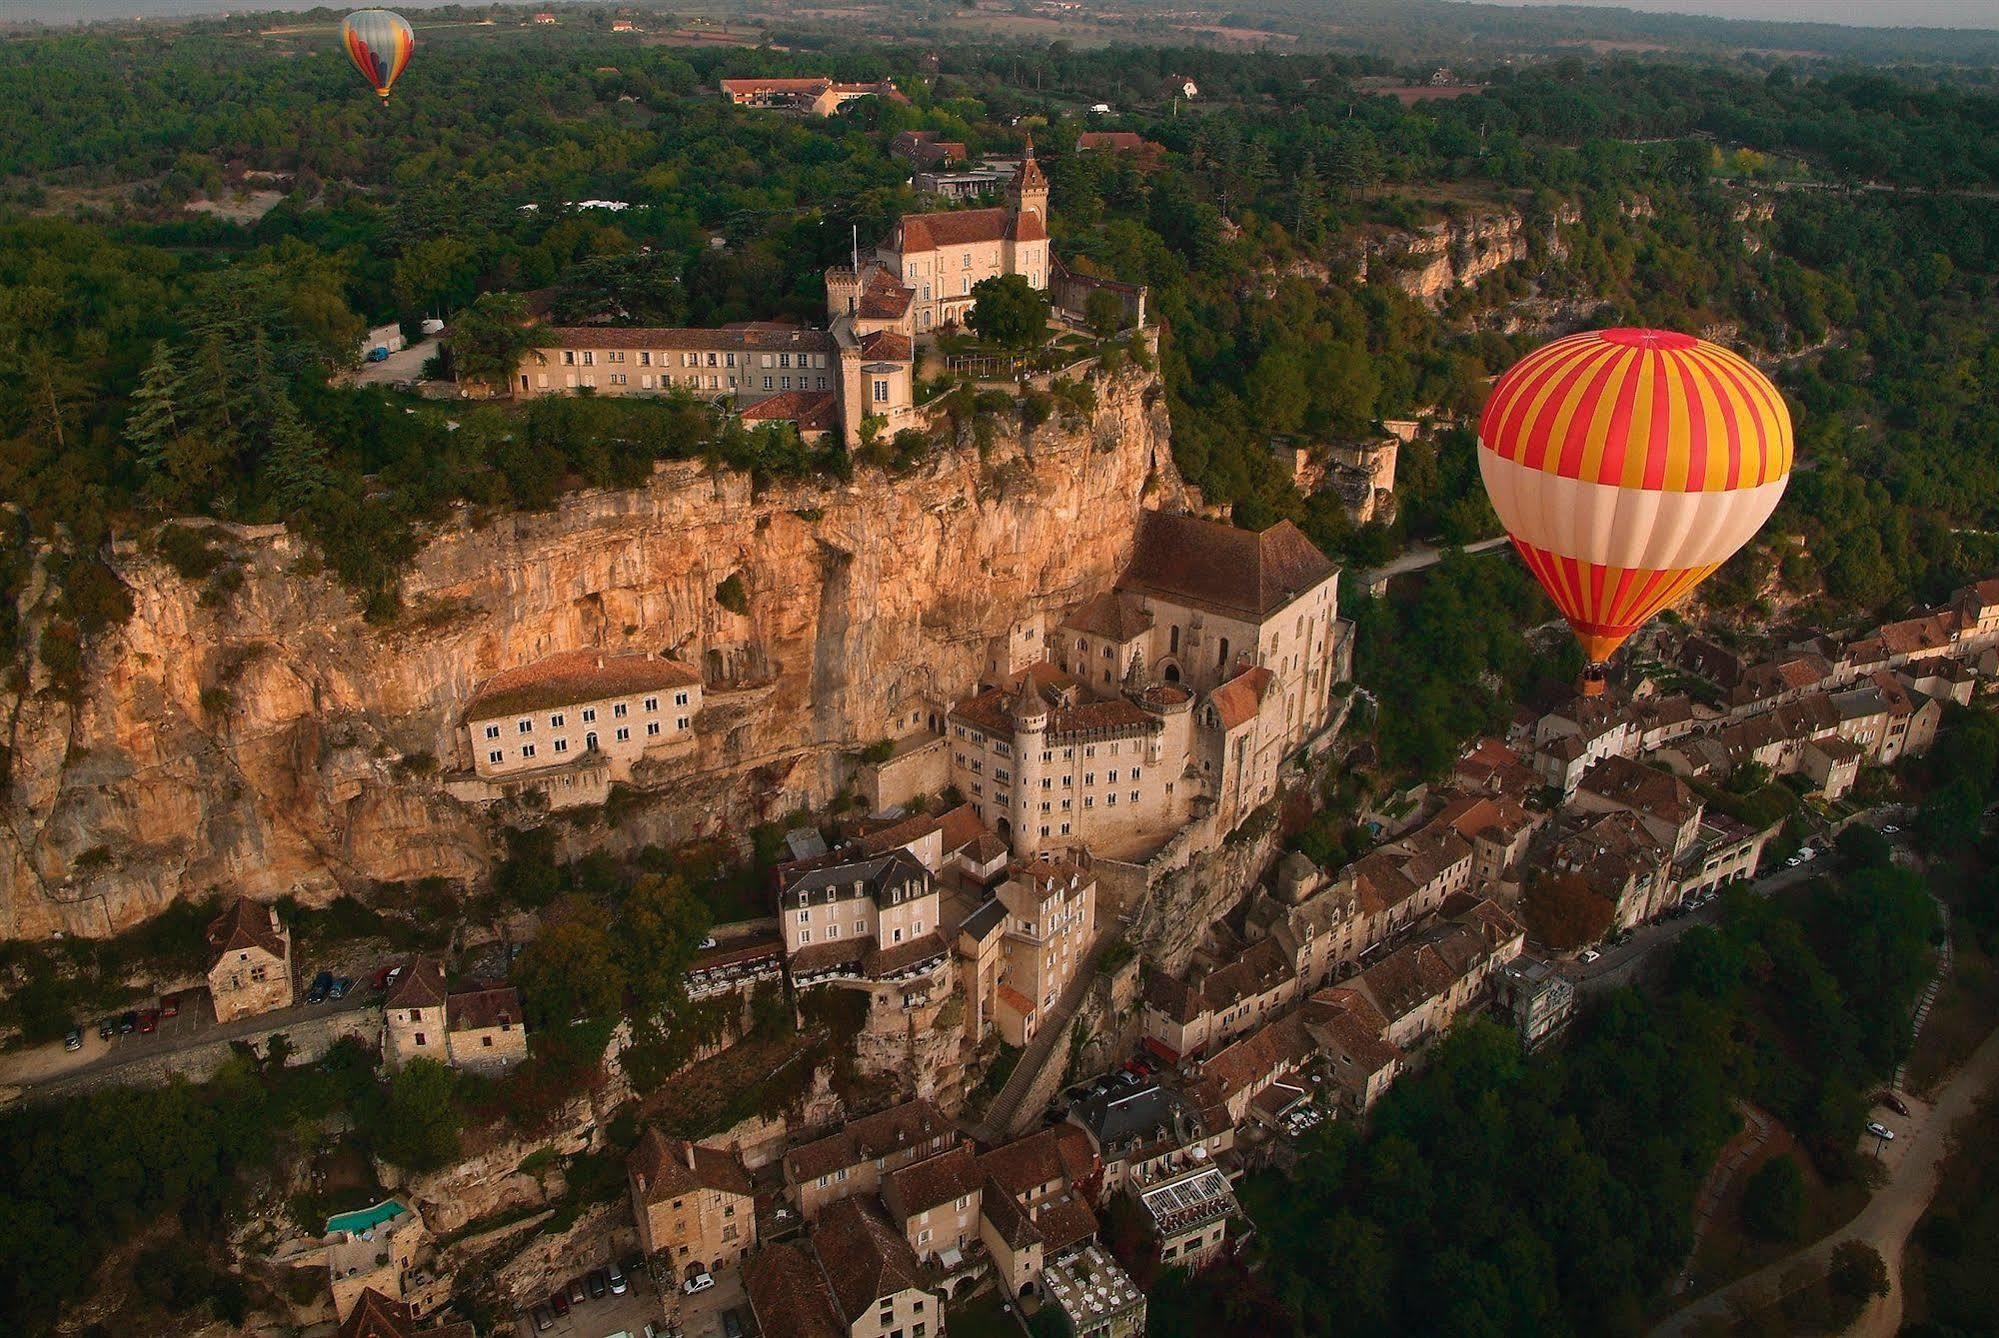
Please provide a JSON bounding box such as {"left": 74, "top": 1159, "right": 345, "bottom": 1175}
{"left": 684, "top": 1141, "right": 697, "bottom": 1171}
{"left": 596, "top": 654, "right": 605, "bottom": 669}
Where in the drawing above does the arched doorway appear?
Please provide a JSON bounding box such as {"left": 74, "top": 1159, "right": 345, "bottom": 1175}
{"left": 996, "top": 817, "right": 1012, "bottom": 840}
{"left": 684, "top": 1261, "right": 703, "bottom": 1283}
{"left": 1163, "top": 663, "right": 1181, "bottom": 684}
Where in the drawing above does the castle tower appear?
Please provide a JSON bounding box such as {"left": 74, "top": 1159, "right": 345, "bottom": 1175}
{"left": 1007, "top": 134, "right": 1049, "bottom": 225}
{"left": 1010, "top": 679, "right": 1049, "bottom": 854}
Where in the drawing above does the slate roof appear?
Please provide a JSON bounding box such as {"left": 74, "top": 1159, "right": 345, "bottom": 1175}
{"left": 959, "top": 896, "right": 1006, "bottom": 941}
{"left": 465, "top": 649, "right": 698, "bottom": 722}
{"left": 629, "top": 1126, "right": 753, "bottom": 1203}
{"left": 205, "top": 896, "right": 287, "bottom": 968}
{"left": 1062, "top": 591, "right": 1152, "bottom": 642}
{"left": 1122, "top": 513, "right": 1336, "bottom": 619}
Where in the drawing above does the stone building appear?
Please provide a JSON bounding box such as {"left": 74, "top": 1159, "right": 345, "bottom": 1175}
{"left": 782, "top": 1097, "right": 957, "bottom": 1221}
{"left": 335, "top": 1288, "right": 476, "bottom": 1338}
{"left": 954, "top": 855, "right": 1099, "bottom": 1046}
{"left": 324, "top": 1200, "right": 448, "bottom": 1325}
{"left": 874, "top": 141, "right": 1050, "bottom": 332}
{"left": 949, "top": 511, "right": 1350, "bottom": 859}
{"left": 1043, "top": 1243, "right": 1147, "bottom": 1338}
{"left": 205, "top": 896, "right": 293, "bottom": 1023}
{"left": 381, "top": 958, "right": 527, "bottom": 1074}
{"left": 629, "top": 1127, "right": 759, "bottom": 1282}
{"left": 777, "top": 850, "right": 952, "bottom": 1001}
{"left": 719, "top": 76, "right": 907, "bottom": 116}
{"left": 450, "top": 649, "right": 702, "bottom": 811}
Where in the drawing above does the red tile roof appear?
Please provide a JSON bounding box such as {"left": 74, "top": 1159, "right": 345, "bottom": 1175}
{"left": 629, "top": 1127, "right": 753, "bottom": 1203}
{"left": 884, "top": 1144, "right": 980, "bottom": 1216}
{"left": 857, "top": 329, "right": 913, "bottom": 361}
{"left": 743, "top": 1242, "right": 845, "bottom": 1338}
{"left": 893, "top": 207, "right": 1012, "bottom": 252}
{"left": 786, "top": 1098, "right": 954, "bottom": 1185}
{"left": 466, "top": 649, "right": 698, "bottom": 722}
{"left": 446, "top": 984, "right": 522, "bottom": 1033}
{"left": 813, "top": 1198, "right": 932, "bottom": 1322}
{"left": 740, "top": 389, "right": 839, "bottom": 432}
{"left": 384, "top": 955, "right": 447, "bottom": 1010}
{"left": 537, "top": 324, "right": 836, "bottom": 353}
{"left": 1076, "top": 131, "right": 1149, "bottom": 152}
{"left": 1207, "top": 666, "right": 1273, "bottom": 730}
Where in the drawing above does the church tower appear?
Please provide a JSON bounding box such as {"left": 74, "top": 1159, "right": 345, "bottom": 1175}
{"left": 1007, "top": 134, "right": 1049, "bottom": 226}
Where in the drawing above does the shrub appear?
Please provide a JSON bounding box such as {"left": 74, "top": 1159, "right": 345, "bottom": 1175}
{"left": 1740, "top": 1154, "right": 1805, "bottom": 1241}
{"left": 714, "top": 573, "right": 749, "bottom": 616}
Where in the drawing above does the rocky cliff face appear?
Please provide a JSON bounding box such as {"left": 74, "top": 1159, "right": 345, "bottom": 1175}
{"left": 1364, "top": 204, "right": 1575, "bottom": 305}
{"left": 2, "top": 370, "right": 1187, "bottom": 938}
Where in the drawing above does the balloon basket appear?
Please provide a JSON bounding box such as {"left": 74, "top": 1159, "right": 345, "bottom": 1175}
{"left": 1579, "top": 663, "right": 1608, "bottom": 697}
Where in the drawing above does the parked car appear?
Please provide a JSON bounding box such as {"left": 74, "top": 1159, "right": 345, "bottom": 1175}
{"left": 566, "top": 1277, "right": 586, "bottom": 1306}
{"left": 683, "top": 1271, "right": 715, "bottom": 1296}
{"left": 530, "top": 1303, "right": 554, "bottom": 1331}
{"left": 698, "top": 936, "right": 719, "bottom": 950}
{"left": 137, "top": 1009, "right": 161, "bottom": 1034}
{"left": 1882, "top": 824, "right": 1901, "bottom": 835}
{"left": 607, "top": 1260, "right": 628, "bottom": 1294}
{"left": 306, "top": 971, "right": 335, "bottom": 1004}
{"left": 328, "top": 976, "right": 354, "bottom": 1001}
{"left": 1785, "top": 854, "right": 1803, "bottom": 868}
{"left": 366, "top": 345, "right": 391, "bottom": 363}
{"left": 548, "top": 1289, "right": 569, "bottom": 1317}
{"left": 721, "top": 1310, "right": 745, "bottom": 1338}
{"left": 118, "top": 1011, "right": 138, "bottom": 1034}
{"left": 1879, "top": 1092, "right": 1912, "bottom": 1117}
{"left": 64, "top": 1026, "right": 83, "bottom": 1052}
{"left": 586, "top": 1270, "right": 608, "bottom": 1300}
{"left": 1866, "top": 1121, "right": 1896, "bottom": 1141}
{"left": 98, "top": 1018, "right": 116, "bottom": 1041}
{"left": 1578, "top": 948, "right": 1601, "bottom": 965}
{"left": 160, "top": 994, "right": 180, "bottom": 1018}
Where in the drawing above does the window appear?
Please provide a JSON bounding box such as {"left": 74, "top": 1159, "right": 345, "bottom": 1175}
{"left": 674, "top": 691, "right": 689, "bottom": 706}
{"left": 639, "top": 351, "right": 651, "bottom": 366}
{"left": 484, "top": 724, "right": 500, "bottom": 740}
{"left": 616, "top": 727, "right": 630, "bottom": 742}
{"left": 1108, "top": 769, "right": 1118, "bottom": 784}
{"left": 562, "top": 350, "right": 575, "bottom": 365}
{"left": 647, "top": 721, "right": 660, "bottom": 736}
{"left": 549, "top": 713, "right": 564, "bottom": 728}
{"left": 763, "top": 376, "right": 774, "bottom": 390}
{"left": 677, "top": 716, "right": 690, "bottom": 729}
{"left": 482, "top": 1035, "right": 494, "bottom": 1047}
{"left": 414, "top": 1032, "right": 426, "bottom": 1045}
{"left": 554, "top": 739, "right": 568, "bottom": 754}
{"left": 855, "top": 920, "right": 866, "bottom": 935}
{"left": 488, "top": 750, "right": 503, "bottom": 765}
{"left": 613, "top": 702, "right": 628, "bottom": 718}
{"left": 517, "top": 719, "right": 533, "bottom": 734}
{"left": 799, "top": 929, "right": 811, "bottom": 944}
{"left": 1131, "top": 790, "right": 1140, "bottom": 803}
{"left": 827, "top": 924, "right": 839, "bottom": 939}
{"left": 873, "top": 378, "right": 890, "bottom": 403}
{"left": 644, "top": 696, "right": 658, "bottom": 711}
{"left": 582, "top": 351, "right": 594, "bottom": 366}
{"left": 781, "top": 376, "right": 792, "bottom": 390}
{"left": 521, "top": 744, "right": 536, "bottom": 759}
{"left": 582, "top": 708, "right": 596, "bottom": 723}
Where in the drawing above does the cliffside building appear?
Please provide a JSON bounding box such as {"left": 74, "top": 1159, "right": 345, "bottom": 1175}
{"left": 630, "top": 1128, "right": 759, "bottom": 1282}
{"left": 381, "top": 958, "right": 527, "bottom": 1075}
{"left": 951, "top": 512, "right": 1349, "bottom": 859}
{"left": 954, "top": 855, "right": 1099, "bottom": 1046}
{"left": 874, "top": 140, "right": 1050, "bottom": 332}
{"left": 782, "top": 1097, "right": 958, "bottom": 1222}
{"left": 324, "top": 1200, "right": 448, "bottom": 1326}
{"left": 205, "top": 896, "right": 293, "bottom": 1023}
{"left": 451, "top": 649, "right": 702, "bottom": 811}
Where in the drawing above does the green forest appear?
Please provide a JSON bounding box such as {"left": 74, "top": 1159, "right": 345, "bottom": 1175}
{"left": 1, "top": 20, "right": 1997, "bottom": 702}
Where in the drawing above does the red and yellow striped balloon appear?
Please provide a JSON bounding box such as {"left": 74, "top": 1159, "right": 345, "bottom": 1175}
{"left": 341, "top": 9, "right": 414, "bottom": 101}
{"left": 1477, "top": 328, "right": 1793, "bottom": 671}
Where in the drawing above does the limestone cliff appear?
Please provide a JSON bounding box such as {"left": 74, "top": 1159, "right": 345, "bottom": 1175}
{"left": 1362, "top": 204, "right": 1575, "bottom": 305}
{"left": 1, "top": 369, "right": 1187, "bottom": 938}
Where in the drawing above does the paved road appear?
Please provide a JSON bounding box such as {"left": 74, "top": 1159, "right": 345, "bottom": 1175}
{"left": 1652, "top": 1024, "right": 1999, "bottom": 1337}
{"left": 1358, "top": 535, "right": 1512, "bottom": 589}
{"left": 0, "top": 989, "right": 379, "bottom": 1102}
{"left": 1566, "top": 862, "right": 1818, "bottom": 995}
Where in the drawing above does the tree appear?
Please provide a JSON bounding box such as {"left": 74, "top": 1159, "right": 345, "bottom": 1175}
{"left": 514, "top": 902, "right": 628, "bottom": 1026}
{"left": 967, "top": 274, "right": 1051, "bottom": 350}
{"left": 124, "top": 340, "right": 184, "bottom": 472}
{"left": 1084, "top": 287, "right": 1127, "bottom": 338}
{"left": 1522, "top": 873, "right": 1617, "bottom": 951}
{"left": 1739, "top": 1154, "right": 1805, "bottom": 1241}
{"left": 616, "top": 874, "right": 713, "bottom": 1020}
{"left": 262, "top": 393, "right": 332, "bottom": 515}
{"left": 377, "top": 1058, "right": 464, "bottom": 1170}
{"left": 450, "top": 292, "right": 555, "bottom": 395}
{"left": 1827, "top": 1240, "right": 1889, "bottom": 1306}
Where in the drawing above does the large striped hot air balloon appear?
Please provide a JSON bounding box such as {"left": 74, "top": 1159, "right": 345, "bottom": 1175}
{"left": 1477, "top": 327, "right": 1793, "bottom": 694}
{"left": 341, "top": 9, "right": 415, "bottom": 101}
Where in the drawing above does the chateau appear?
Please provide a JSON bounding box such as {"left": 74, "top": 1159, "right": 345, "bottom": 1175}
{"left": 870, "top": 140, "right": 1051, "bottom": 332}
{"left": 951, "top": 511, "right": 1352, "bottom": 857}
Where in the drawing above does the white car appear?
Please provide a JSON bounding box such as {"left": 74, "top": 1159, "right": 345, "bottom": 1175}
{"left": 1866, "top": 1121, "right": 1896, "bottom": 1141}
{"left": 1579, "top": 948, "right": 1601, "bottom": 965}
{"left": 1882, "top": 824, "right": 1901, "bottom": 835}
{"left": 1786, "top": 855, "right": 1802, "bottom": 867}
{"left": 682, "top": 1272, "right": 716, "bottom": 1296}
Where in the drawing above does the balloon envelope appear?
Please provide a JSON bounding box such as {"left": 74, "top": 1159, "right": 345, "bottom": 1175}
{"left": 342, "top": 9, "right": 414, "bottom": 100}
{"left": 1477, "top": 328, "right": 1793, "bottom": 665}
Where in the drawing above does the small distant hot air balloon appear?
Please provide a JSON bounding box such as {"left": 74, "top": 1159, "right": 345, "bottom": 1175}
{"left": 341, "top": 9, "right": 415, "bottom": 101}
{"left": 1477, "top": 328, "right": 1793, "bottom": 694}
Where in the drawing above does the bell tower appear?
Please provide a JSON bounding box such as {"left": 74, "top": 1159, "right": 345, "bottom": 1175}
{"left": 1007, "top": 134, "right": 1049, "bottom": 225}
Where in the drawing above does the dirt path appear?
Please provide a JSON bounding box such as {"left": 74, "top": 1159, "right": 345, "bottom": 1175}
{"left": 1652, "top": 1024, "right": 1999, "bottom": 1336}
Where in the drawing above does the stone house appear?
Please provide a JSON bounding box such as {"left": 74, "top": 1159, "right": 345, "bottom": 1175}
{"left": 629, "top": 1127, "right": 759, "bottom": 1282}
{"left": 1347, "top": 897, "right": 1523, "bottom": 1051}
{"left": 324, "top": 1200, "right": 447, "bottom": 1325}
{"left": 335, "top": 1287, "right": 475, "bottom": 1338}
{"left": 882, "top": 1144, "right": 984, "bottom": 1263}
{"left": 963, "top": 855, "right": 1099, "bottom": 1046}
{"left": 205, "top": 896, "right": 293, "bottom": 1023}
{"left": 1141, "top": 937, "right": 1299, "bottom": 1059}
{"left": 381, "top": 958, "right": 527, "bottom": 1074}
{"left": 450, "top": 649, "right": 702, "bottom": 811}
{"left": 781, "top": 1098, "right": 957, "bottom": 1221}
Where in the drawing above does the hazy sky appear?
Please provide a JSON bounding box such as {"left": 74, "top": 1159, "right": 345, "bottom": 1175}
{"left": 1477, "top": 0, "right": 1999, "bottom": 29}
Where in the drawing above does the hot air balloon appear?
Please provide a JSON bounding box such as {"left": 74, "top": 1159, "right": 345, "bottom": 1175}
{"left": 341, "top": 9, "right": 414, "bottom": 101}
{"left": 1477, "top": 327, "right": 1793, "bottom": 695}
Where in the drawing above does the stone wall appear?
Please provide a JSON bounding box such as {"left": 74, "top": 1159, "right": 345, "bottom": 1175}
{"left": 11, "top": 1007, "right": 378, "bottom": 1107}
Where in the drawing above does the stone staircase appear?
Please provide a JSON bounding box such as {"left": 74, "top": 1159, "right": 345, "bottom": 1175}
{"left": 971, "top": 933, "right": 1113, "bottom": 1143}
{"left": 1895, "top": 901, "right": 1953, "bottom": 1093}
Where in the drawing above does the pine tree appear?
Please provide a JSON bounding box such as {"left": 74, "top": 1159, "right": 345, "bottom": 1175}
{"left": 124, "top": 340, "right": 184, "bottom": 473}
{"left": 262, "top": 393, "right": 330, "bottom": 516}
